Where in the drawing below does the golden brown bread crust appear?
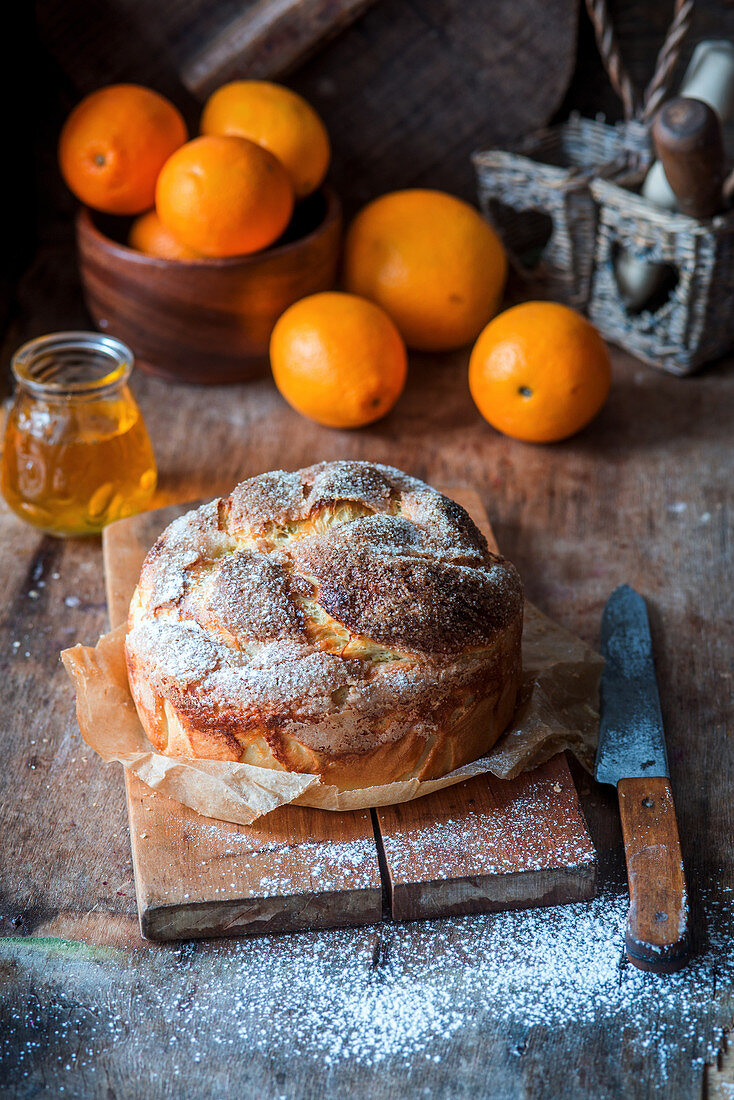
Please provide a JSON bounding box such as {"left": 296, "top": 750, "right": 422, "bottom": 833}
{"left": 125, "top": 461, "right": 523, "bottom": 790}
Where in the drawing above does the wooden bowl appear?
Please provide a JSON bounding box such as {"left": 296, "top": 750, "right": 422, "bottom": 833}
{"left": 76, "top": 187, "right": 342, "bottom": 384}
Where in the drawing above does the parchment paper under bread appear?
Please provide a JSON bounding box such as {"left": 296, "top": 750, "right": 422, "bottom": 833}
{"left": 61, "top": 603, "right": 603, "bottom": 825}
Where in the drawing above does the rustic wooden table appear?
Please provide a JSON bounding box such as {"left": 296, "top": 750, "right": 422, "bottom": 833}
{"left": 1, "top": 244, "right": 733, "bottom": 1098}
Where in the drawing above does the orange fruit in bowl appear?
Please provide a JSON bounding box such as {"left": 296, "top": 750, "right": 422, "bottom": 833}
{"left": 128, "top": 210, "right": 203, "bottom": 261}
{"left": 270, "top": 292, "right": 407, "bottom": 428}
{"left": 201, "top": 80, "right": 330, "bottom": 199}
{"left": 155, "top": 135, "right": 294, "bottom": 257}
{"left": 344, "top": 189, "right": 507, "bottom": 351}
{"left": 469, "top": 301, "right": 611, "bottom": 443}
{"left": 59, "top": 84, "right": 187, "bottom": 215}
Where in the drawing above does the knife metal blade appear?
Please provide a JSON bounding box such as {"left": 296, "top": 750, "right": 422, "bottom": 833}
{"left": 595, "top": 584, "right": 670, "bottom": 787}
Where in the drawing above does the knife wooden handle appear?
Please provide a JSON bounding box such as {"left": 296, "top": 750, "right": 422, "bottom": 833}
{"left": 617, "top": 777, "right": 690, "bottom": 973}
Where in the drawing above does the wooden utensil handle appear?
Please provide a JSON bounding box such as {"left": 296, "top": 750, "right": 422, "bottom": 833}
{"left": 617, "top": 777, "right": 690, "bottom": 973}
{"left": 651, "top": 96, "right": 726, "bottom": 219}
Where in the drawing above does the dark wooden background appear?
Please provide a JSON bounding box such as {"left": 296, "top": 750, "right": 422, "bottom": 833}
{"left": 1, "top": 2, "right": 733, "bottom": 1098}
{"left": 6, "top": 0, "right": 734, "bottom": 376}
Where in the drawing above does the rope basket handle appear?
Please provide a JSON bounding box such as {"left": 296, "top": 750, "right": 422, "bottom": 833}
{"left": 584, "top": 0, "right": 695, "bottom": 123}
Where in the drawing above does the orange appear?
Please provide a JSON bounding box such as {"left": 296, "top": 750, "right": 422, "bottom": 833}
{"left": 201, "top": 80, "right": 330, "bottom": 198}
{"left": 155, "top": 135, "right": 294, "bottom": 257}
{"left": 469, "top": 302, "right": 611, "bottom": 443}
{"left": 344, "top": 189, "right": 507, "bottom": 351}
{"left": 128, "top": 210, "right": 203, "bottom": 261}
{"left": 270, "top": 292, "right": 407, "bottom": 428}
{"left": 58, "top": 84, "right": 187, "bottom": 215}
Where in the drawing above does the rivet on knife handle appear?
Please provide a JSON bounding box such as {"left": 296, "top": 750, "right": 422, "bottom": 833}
{"left": 617, "top": 776, "right": 690, "bottom": 973}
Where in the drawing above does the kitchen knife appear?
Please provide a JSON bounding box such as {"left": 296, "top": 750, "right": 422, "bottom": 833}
{"left": 596, "top": 585, "right": 690, "bottom": 973}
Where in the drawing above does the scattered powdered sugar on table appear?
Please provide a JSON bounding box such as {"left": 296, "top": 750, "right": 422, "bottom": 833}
{"left": 169, "top": 876, "right": 729, "bottom": 1075}
{"left": 3, "top": 872, "right": 732, "bottom": 1096}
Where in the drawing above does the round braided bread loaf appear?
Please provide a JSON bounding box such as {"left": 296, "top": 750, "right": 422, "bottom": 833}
{"left": 125, "top": 461, "right": 523, "bottom": 790}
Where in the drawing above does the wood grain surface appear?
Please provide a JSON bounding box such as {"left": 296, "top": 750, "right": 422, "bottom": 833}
{"left": 181, "top": 0, "right": 382, "bottom": 95}
{"left": 651, "top": 98, "right": 726, "bottom": 221}
{"left": 103, "top": 490, "right": 596, "bottom": 941}
{"left": 1, "top": 248, "right": 732, "bottom": 1094}
{"left": 126, "top": 774, "right": 383, "bottom": 941}
{"left": 2, "top": 3, "right": 734, "bottom": 1091}
{"left": 618, "top": 775, "right": 690, "bottom": 972}
{"left": 707, "top": 1035, "right": 734, "bottom": 1100}
{"left": 376, "top": 756, "right": 596, "bottom": 922}
{"left": 35, "top": 0, "right": 578, "bottom": 206}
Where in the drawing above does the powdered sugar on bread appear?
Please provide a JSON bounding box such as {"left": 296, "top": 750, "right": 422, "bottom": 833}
{"left": 125, "top": 462, "right": 523, "bottom": 784}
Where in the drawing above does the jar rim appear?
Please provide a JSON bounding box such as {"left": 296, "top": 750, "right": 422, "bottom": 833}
{"left": 12, "top": 331, "right": 134, "bottom": 396}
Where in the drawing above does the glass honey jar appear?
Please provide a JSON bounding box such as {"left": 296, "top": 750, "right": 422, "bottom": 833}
{"left": 1, "top": 332, "right": 157, "bottom": 536}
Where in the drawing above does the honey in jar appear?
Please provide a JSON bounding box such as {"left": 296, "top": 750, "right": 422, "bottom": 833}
{"left": 1, "top": 332, "right": 157, "bottom": 536}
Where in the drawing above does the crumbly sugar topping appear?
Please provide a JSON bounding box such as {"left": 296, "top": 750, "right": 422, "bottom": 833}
{"left": 125, "top": 461, "right": 522, "bottom": 755}
{"left": 200, "top": 550, "right": 307, "bottom": 646}
{"left": 139, "top": 502, "right": 235, "bottom": 608}
{"left": 303, "top": 460, "right": 398, "bottom": 513}
{"left": 292, "top": 528, "right": 518, "bottom": 655}
{"left": 224, "top": 469, "right": 306, "bottom": 537}
{"left": 128, "top": 621, "right": 223, "bottom": 686}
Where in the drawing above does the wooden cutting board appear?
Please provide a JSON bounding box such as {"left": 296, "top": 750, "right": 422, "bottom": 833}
{"left": 103, "top": 488, "right": 597, "bottom": 941}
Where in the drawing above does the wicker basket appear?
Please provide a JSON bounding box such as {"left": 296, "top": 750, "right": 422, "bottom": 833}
{"left": 472, "top": 115, "right": 651, "bottom": 310}
{"left": 588, "top": 173, "right": 734, "bottom": 375}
